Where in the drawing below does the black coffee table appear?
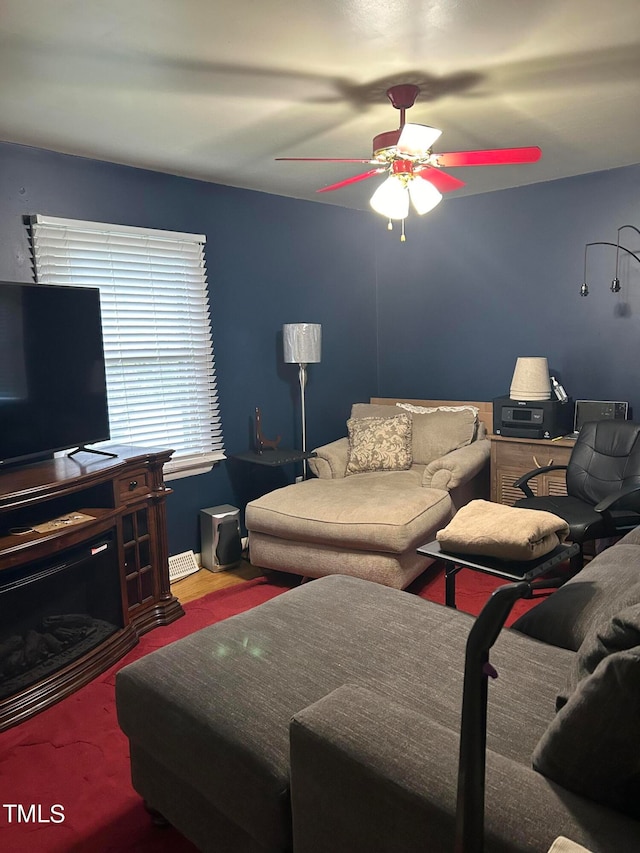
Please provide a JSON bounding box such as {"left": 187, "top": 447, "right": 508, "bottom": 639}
{"left": 416, "top": 540, "right": 580, "bottom": 608}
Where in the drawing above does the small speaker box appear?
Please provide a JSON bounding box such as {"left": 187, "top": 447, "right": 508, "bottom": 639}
{"left": 200, "top": 504, "right": 242, "bottom": 571}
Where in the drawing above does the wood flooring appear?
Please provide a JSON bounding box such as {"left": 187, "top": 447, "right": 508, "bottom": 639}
{"left": 170, "top": 557, "right": 264, "bottom": 604}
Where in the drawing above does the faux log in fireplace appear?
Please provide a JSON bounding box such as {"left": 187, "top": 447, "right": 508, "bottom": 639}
{"left": 0, "top": 446, "right": 184, "bottom": 730}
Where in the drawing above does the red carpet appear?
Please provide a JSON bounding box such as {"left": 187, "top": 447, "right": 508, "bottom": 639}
{"left": 407, "top": 562, "right": 555, "bottom": 625}
{"left": 0, "top": 565, "right": 547, "bottom": 852}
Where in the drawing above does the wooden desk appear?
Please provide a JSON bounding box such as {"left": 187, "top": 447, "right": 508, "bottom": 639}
{"left": 490, "top": 434, "right": 575, "bottom": 505}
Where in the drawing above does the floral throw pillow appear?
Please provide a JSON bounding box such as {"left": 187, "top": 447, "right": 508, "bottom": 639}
{"left": 346, "top": 414, "right": 413, "bottom": 475}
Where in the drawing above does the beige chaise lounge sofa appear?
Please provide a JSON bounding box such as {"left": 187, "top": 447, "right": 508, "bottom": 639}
{"left": 246, "top": 398, "right": 491, "bottom": 589}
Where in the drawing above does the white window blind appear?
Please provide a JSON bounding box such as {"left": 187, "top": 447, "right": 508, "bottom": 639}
{"left": 30, "top": 215, "right": 224, "bottom": 477}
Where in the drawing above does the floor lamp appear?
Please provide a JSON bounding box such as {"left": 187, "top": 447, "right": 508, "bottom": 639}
{"left": 283, "top": 323, "right": 322, "bottom": 479}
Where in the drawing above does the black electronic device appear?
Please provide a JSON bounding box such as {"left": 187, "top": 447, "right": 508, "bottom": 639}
{"left": 0, "top": 281, "right": 110, "bottom": 467}
{"left": 573, "top": 400, "right": 629, "bottom": 434}
{"left": 493, "top": 395, "right": 574, "bottom": 439}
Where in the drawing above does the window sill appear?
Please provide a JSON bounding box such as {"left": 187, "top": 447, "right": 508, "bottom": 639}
{"left": 61, "top": 446, "right": 226, "bottom": 481}
{"left": 164, "top": 453, "right": 226, "bottom": 481}
{"left": 164, "top": 464, "right": 213, "bottom": 481}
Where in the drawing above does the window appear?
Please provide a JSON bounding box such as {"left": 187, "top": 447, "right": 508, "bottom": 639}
{"left": 30, "top": 215, "right": 224, "bottom": 477}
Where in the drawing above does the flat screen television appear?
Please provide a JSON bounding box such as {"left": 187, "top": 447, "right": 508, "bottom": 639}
{"left": 0, "top": 281, "right": 111, "bottom": 467}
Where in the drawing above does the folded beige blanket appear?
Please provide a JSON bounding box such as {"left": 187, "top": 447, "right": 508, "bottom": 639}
{"left": 436, "top": 499, "right": 570, "bottom": 562}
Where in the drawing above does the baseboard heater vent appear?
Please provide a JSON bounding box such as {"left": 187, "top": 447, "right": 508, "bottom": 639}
{"left": 168, "top": 550, "right": 200, "bottom": 583}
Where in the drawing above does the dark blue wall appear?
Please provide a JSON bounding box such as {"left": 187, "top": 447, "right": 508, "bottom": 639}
{"left": 0, "top": 142, "right": 378, "bottom": 553}
{"left": 1, "top": 141, "right": 639, "bottom": 554}
{"left": 374, "top": 165, "right": 640, "bottom": 405}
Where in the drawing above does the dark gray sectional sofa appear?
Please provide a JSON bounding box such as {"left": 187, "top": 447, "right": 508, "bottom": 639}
{"left": 116, "top": 528, "right": 640, "bottom": 853}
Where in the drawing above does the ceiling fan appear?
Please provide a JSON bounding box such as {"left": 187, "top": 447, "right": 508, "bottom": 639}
{"left": 276, "top": 83, "right": 541, "bottom": 240}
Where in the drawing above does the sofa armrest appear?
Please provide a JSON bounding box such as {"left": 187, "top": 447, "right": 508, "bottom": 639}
{"left": 290, "top": 684, "right": 639, "bottom": 853}
{"left": 422, "top": 437, "right": 490, "bottom": 491}
{"left": 308, "top": 437, "right": 349, "bottom": 479}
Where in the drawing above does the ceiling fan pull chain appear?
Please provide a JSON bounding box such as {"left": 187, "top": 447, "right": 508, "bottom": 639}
{"left": 401, "top": 220, "right": 406, "bottom": 242}
{"left": 387, "top": 219, "right": 393, "bottom": 231}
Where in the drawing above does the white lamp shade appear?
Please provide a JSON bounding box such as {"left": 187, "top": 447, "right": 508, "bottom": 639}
{"left": 408, "top": 177, "right": 443, "bottom": 215}
{"left": 283, "top": 323, "right": 322, "bottom": 364}
{"left": 510, "top": 357, "right": 551, "bottom": 401}
{"left": 370, "top": 176, "right": 410, "bottom": 220}
{"left": 397, "top": 123, "right": 442, "bottom": 156}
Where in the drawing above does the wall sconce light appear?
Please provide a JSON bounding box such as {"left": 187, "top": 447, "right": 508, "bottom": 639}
{"left": 283, "top": 323, "right": 322, "bottom": 478}
{"left": 580, "top": 224, "right": 640, "bottom": 297}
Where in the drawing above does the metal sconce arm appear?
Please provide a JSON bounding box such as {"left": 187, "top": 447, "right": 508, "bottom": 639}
{"left": 580, "top": 225, "right": 640, "bottom": 296}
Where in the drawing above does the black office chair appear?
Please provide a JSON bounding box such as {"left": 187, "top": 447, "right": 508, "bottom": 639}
{"left": 513, "top": 419, "right": 640, "bottom": 572}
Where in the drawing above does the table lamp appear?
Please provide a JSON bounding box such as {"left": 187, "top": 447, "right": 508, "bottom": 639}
{"left": 510, "top": 357, "right": 551, "bottom": 401}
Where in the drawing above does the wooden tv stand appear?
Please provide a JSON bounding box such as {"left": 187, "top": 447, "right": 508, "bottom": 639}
{"left": 0, "top": 445, "right": 184, "bottom": 730}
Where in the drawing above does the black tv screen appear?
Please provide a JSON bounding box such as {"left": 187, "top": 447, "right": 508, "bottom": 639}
{"left": 0, "top": 281, "right": 111, "bottom": 467}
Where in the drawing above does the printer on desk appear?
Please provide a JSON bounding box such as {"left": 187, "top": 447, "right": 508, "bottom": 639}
{"left": 496, "top": 357, "right": 574, "bottom": 439}
{"left": 493, "top": 396, "right": 574, "bottom": 439}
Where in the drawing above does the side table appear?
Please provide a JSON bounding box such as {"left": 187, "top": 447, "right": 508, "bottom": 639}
{"left": 228, "top": 449, "right": 318, "bottom": 522}
{"left": 231, "top": 449, "right": 316, "bottom": 467}
{"left": 490, "top": 434, "right": 575, "bottom": 506}
{"left": 417, "top": 540, "right": 580, "bottom": 608}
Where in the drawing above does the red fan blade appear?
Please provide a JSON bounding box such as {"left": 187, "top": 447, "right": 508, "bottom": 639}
{"left": 436, "top": 146, "right": 542, "bottom": 167}
{"left": 416, "top": 166, "right": 466, "bottom": 193}
{"left": 276, "top": 157, "right": 375, "bottom": 163}
{"left": 316, "top": 169, "right": 384, "bottom": 193}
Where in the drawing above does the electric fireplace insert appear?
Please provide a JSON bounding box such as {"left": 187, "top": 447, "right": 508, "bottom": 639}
{"left": 0, "top": 530, "right": 122, "bottom": 702}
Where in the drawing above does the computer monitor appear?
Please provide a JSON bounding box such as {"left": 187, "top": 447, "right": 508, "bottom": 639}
{"left": 573, "top": 400, "right": 628, "bottom": 434}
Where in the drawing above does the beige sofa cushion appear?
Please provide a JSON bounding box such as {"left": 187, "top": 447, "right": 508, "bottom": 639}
{"left": 246, "top": 472, "right": 452, "bottom": 553}
{"left": 547, "top": 840, "right": 593, "bottom": 853}
{"left": 351, "top": 403, "right": 477, "bottom": 465}
{"left": 346, "top": 414, "right": 412, "bottom": 475}
{"left": 351, "top": 403, "right": 402, "bottom": 420}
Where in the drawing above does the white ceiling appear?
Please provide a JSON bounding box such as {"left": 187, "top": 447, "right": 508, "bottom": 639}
{"left": 2, "top": 0, "right": 640, "bottom": 211}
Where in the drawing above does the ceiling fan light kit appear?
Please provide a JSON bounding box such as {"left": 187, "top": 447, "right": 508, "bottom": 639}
{"left": 370, "top": 176, "right": 410, "bottom": 220}
{"left": 276, "top": 83, "right": 541, "bottom": 241}
{"left": 408, "top": 176, "right": 442, "bottom": 215}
